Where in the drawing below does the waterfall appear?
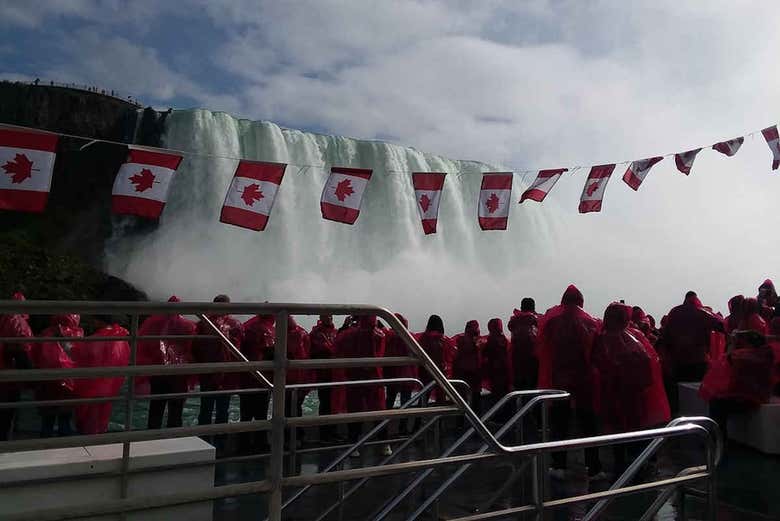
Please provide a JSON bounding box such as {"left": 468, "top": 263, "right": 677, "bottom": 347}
{"left": 105, "top": 109, "right": 562, "bottom": 330}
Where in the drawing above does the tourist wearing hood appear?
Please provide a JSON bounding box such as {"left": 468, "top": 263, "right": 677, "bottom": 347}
{"left": 192, "top": 295, "right": 244, "bottom": 428}
{"left": 32, "top": 314, "right": 83, "bottom": 437}
{"left": 725, "top": 295, "right": 745, "bottom": 336}
{"left": 0, "top": 292, "right": 33, "bottom": 441}
{"left": 482, "top": 318, "right": 513, "bottom": 417}
{"left": 416, "top": 315, "right": 456, "bottom": 403}
{"left": 757, "top": 279, "right": 777, "bottom": 319}
{"left": 336, "top": 315, "right": 390, "bottom": 456}
{"left": 384, "top": 313, "right": 418, "bottom": 435}
{"left": 592, "top": 303, "right": 670, "bottom": 474}
{"left": 453, "top": 320, "right": 484, "bottom": 415}
{"left": 659, "top": 291, "right": 724, "bottom": 414}
{"left": 239, "top": 313, "right": 275, "bottom": 451}
{"left": 537, "top": 285, "right": 601, "bottom": 479}
{"left": 138, "top": 296, "right": 197, "bottom": 430}
{"left": 700, "top": 329, "right": 775, "bottom": 441}
{"left": 285, "top": 316, "right": 311, "bottom": 445}
{"left": 310, "top": 314, "right": 341, "bottom": 441}
{"left": 738, "top": 298, "right": 768, "bottom": 336}
{"left": 508, "top": 298, "right": 539, "bottom": 391}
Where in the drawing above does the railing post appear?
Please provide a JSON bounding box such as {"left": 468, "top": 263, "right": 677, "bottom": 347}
{"left": 119, "top": 313, "right": 139, "bottom": 514}
{"left": 268, "top": 311, "right": 288, "bottom": 521}
{"left": 706, "top": 440, "right": 718, "bottom": 521}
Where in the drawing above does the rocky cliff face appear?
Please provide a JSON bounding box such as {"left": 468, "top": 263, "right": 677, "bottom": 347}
{"left": 0, "top": 82, "right": 165, "bottom": 303}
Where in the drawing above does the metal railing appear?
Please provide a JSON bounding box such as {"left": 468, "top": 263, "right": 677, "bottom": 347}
{"left": 0, "top": 300, "right": 722, "bottom": 521}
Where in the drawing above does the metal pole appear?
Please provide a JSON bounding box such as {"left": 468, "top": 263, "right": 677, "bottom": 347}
{"left": 119, "top": 313, "right": 139, "bottom": 506}
{"left": 268, "top": 311, "right": 288, "bottom": 521}
{"left": 289, "top": 388, "right": 298, "bottom": 475}
{"left": 706, "top": 441, "right": 717, "bottom": 521}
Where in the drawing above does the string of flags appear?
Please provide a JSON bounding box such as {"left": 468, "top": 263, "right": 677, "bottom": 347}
{"left": 0, "top": 121, "right": 779, "bottom": 234}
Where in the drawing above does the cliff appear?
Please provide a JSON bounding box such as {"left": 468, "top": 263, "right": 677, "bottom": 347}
{"left": 0, "top": 82, "right": 166, "bottom": 304}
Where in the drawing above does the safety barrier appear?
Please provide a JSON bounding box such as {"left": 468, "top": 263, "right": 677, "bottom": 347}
{"left": 0, "top": 301, "right": 722, "bottom": 521}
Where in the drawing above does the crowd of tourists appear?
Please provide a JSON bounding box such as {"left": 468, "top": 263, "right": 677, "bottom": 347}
{"left": 1, "top": 283, "right": 779, "bottom": 478}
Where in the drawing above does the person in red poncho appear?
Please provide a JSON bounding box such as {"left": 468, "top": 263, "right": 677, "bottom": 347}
{"left": 453, "top": 320, "right": 483, "bottom": 415}
{"left": 768, "top": 318, "right": 780, "bottom": 395}
{"left": 757, "top": 279, "right": 777, "bottom": 320}
{"left": 724, "top": 295, "right": 745, "bottom": 336}
{"left": 336, "top": 315, "right": 389, "bottom": 456}
{"left": 70, "top": 319, "right": 130, "bottom": 434}
{"left": 592, "top": 303, "right": 670, "bottom": 473}
{"left": 192, "top": 295, "right": 244, "bottom": 427}
{"left": 482, "top": 318, "right": 513, "bottom": 413}
{"left": 310, "top": 314, "right": 339, "bottom": 440}
{"left": 416, "top": 315, "right": 456, "bottom": 404}
{"left": 659, "top": 291, "right": 724, "bottom": 414}
{"left": 700, "top": 330, "right": 775, "bottom": 440}
{"left": 31, "top": 314, "right": 83, "bottom": 437}
{"left": 285, "top": 316, "right": 311, "bottom": 445}
{"left": 737, "top": 297, "right": 767, "bottom": 336}
{"left": 239, "top": 313, "right": 275, "bottom": 451}
{"left": 0, "top": 292, "right": 32, "bottom": 441}
{"left": 384, "top": 313, "right": 418, "bottom": 435}
{"left": 138, "top": 296, "right": 198, "bottom": 429}
{"left": 537, "top": 285, "right": 601, "bottom": 478}
{"left": 508, "top": 298, "right": 539, "bottom": 391}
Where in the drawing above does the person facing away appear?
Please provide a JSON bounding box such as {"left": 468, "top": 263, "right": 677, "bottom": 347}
{"left": 310, "top": 314, "right": 340, "bottom": 441}
{"left": 191, "top": 294, "right": 244, "bottom": 427}
{"left": 416, "top": 314, "right": 456, "bottom": 394}
{"left": 482, "top": 318, "right": 513, "bottom": 401}
{"left": 737, "top": 297, "right": 767, "bottom": 336}
{"left": 453, "top": 320, "right": 483, "bottom": 413}
{"left": 768, "top": 318, "right": 780, "bottom": 395}
{"left": 537, "top": 285, "right": 602, "bottom": 479}
{"left": 383, "top": 313, "right": 419, "bottom": 434}
{"left": 31, "top": 313, "right": 83, "bottom": 437}
{"left": 239, "top": 313, "right": 275, "bottom": 451}
{"left": 335, "top": 315, "right": 390, "bottom": 456}
{"left": 724, "top": 295, "right": 745, "bottom": 336}
{"left": 0, "top": 292, "right": 33, "bottom": 441}
{"left": 592, "top": 303, "right": 670, "bottom": 473}
{"left": 508, "top": 298, "right": 539, "bottom": 390}
{"left": 138, "top": 296, "right": 198, "bottom": 430}
{"left": 757, "top": 279, "right": 777, "bottom": 319}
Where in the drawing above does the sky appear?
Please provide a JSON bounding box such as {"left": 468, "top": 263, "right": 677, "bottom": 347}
{"left": 2, "top": 1, "right": 780, "bottom": 320}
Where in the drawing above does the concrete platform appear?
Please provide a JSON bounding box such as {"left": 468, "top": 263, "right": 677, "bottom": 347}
{"left": 678, "top": 382, "right": 780, "bottom": 455}
{"left": 0, "top": 436, "right": 215, "bottom": 520}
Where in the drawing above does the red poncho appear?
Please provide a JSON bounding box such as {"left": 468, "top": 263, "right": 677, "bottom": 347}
{"left": 537, "top": 285, "right": 599, "bottom": 409}
{"left": 481, "top": 318, "right": 513, "bottom": 394}
{"left": 416, "top": 330, "right": 456, "bottom": 379}
{"left": 191, "top": 314, "right": 244, "bottom": 390}
{"left": 383, "top": 313, "right": 419, "bottom": 390}
{"left": 507, "top": 310, "right": 538, "bottom": 385}
{"left": 662, "top": 295, "right": 723, "bottom": 368}
{"left": 700, "top": 346, "right": 775, "bottom": 406}
{"left": 453, "top": 320, "right": 482, "bottom": 376}
{"left": 286, "top": 317, "right": 311, "bottom": 385}
{"left": 70, "top": 325, "right": 130, "bottom": 434}
{"left": 0, "top": 295, "right": 33, "bottom": 400}
{"left": 30, "top": 314, "right": 83, "bottom": 401}
{"left": 592, "top": 303, "right": 670, "bottom": 432}
{"left": 240, "top": 314, "right": 275, "bottom": 388}
{"left": 336, "top": 316, "right": 386, "bottom": 411}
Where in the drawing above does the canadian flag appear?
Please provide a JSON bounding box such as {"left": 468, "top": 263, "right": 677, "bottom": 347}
{"left": 675, "top": 148, "right": 701, "bottom": 175}
{"left": 712, "top": 137, "right": 744, "bottom": 157}
{"left": 478, "top": 172, "right": 513, "bottom": 230}
{"left": 220, "top": 160, "right": 286, "bottom": 231}
{"left": 0, "top": 128, "right": 58, "bottom": 213}
{"left": 412, "top": 172, "right": 446, "bottom": 235}
{"left": 112, "top": 148, "right": 183, "bottom": 219}
{"left": 320, "top": 167, "right": 372, "bottom": 224}
{"left": 579, "top": 164, "right": 616, "bottom": 214}
{"left": 519, "top": 168, "right": 568, "bottom": 203}
{"left": 622, "top": 156, "right": 663, "bottom": 191}
{"left": 761, "top": 126, "right": 780, "bottom": 170}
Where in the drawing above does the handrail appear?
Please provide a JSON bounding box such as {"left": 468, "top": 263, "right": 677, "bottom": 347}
{"left": 373, "top": 390, "right": 569, "bottom": 521}
{"left": 582, "top": 416, "right": 722, "bottom": 521}
{"left": 637, "top": 466, "right": 707, "bottom": 521}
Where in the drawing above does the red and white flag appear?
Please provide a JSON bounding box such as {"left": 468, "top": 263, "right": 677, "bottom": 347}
{"left": 112, "top": 148, "right": 183, "bottom": 219}
{"left": 0, "top": 128, "right": 58, "bottom": 213}
{"left": 478, "top": 172, "right": 513, "bottom": 230}
{"left": 519, "top": 168, "right": 567, "bottom": 203}
{"left": 712, "top": 137, "right": 744, "bottom": 157}
{"left": 579, "top": 164, "right": 616, "bottom": 214}
{"left": 320, "top": 167, "right": 372, "bottom": 224}
{"left": 220, "top": 161, "right": 286, "bottom": 231}
{"left": 622, "top": 156, "right": 663, "bottom": 191}
{"left": 675, "top": 148, "right": 701, "bottom": 175}
{"left": 762, "top": 126, "right": 780, "bottom": 170}
{"left": 412, "top": 172, "right": 446, "bottom": 235}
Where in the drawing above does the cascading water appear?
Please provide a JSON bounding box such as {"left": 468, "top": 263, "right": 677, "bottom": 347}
{"left": 105, "top": 109, "right": 566, "bottom": 330}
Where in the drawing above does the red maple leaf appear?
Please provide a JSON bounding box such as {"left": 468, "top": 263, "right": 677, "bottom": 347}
{"left": 2, "top": 153, "right": 38, "bottom": 184}
{"left": 586, "top": 181, "right": 600, "bottom": 197}
{"left": 419, "top": 193, "right": 431, "bottom": 213}
{"left": 485, "top": 193, "right": 500, "bottom": 214}
{"left": 129, "top": 168, "right": 156, "bottom": 192}
{"left": 241, "top": 183, "right": 264, "bottom": 206}
{"left": 334, "top": 178, "right": 354, "bottom": 202}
